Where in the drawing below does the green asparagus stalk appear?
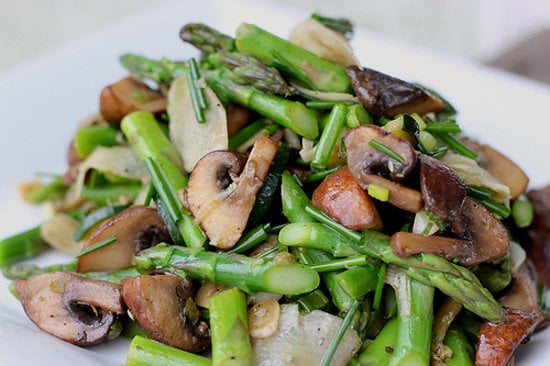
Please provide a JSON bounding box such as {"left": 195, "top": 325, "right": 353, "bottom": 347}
{"left": 0, "top": 226, "right": 48, "bottom": 268}
{"left": 311, "top": 103, "right": 347, "bottom": 170}
{"left": 385, "top": 265, "right": 434, "bottom": 366}
{"left": 121, "top": 111, "right": 206, "bottom": 248}
{"left": 205, "top": 69, "right": 319, "bottom": 139}
{"left": 235, "top": 23, "right": 352, "bottom": 93}
{"left": 209, "top": 287, "right": 253, "bottom": 366}
{"left": 134, "top": 244, "right": 320, "bottom": 295}
{"left": 281, "top": 171, "right": 316, "bottom": 223}
{"left": 443, "top": 326, "right": 474, "bottom": 366}
{"left": 180, "top": 23, "right": 236, "bottom": 54}
{"left": 335, "top": 261, "right": 379, "bottom": 299}
{"left": 120, "top": 54, "right": 186, "bottom": 83}
{"left": 353, "top": 317, "right": 398, "bottom": 365}
{"left": 73, "top": 124, "right": 119, "bottom": 159}
{"left": 278, "top": 222, "right": 504, "bottom": 322}
{"left": 125, "top": 335, "right": 212, "bottom": 366}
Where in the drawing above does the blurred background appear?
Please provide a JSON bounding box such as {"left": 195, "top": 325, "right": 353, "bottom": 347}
{"left": 0, "top": 0, "right": 549, "bottom": 84}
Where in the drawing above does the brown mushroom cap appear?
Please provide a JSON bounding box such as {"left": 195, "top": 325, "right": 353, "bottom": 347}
{"left": 100, "top": 76, "right": 166, "bottom": 125}
{"left": 76, "top": 205, "right": 169, "bottom": 272}
{"left": 391, "top": 196, "right": 509, "bottom": 267}
{"left": 526, "top": 186, "right": 550, "bottom": 287}
{"left": 419, "top": 154, "right": 467, "bottom": 234}
{"left": 122, "top": 274, "right": 210, "bottom": 352}
{"left": 14, "top": 271, "right": 124, "bottom": 346}
{"left": 311, "top": 166, "right": 382, "bottom": 230}
{"left": 185, "top": 137, "right": 279, "bottom": 249}
{"left": 346, "top": 65, "right": 444, "bottom": 118}
{"left": 344, "top": 124, "right": 417, "bottom": 182}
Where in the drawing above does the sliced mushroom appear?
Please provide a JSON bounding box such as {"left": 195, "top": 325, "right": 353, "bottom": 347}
{"left": 526, "top": 186, "right": 550, "bottom": 287}
{"left": 346, "top": 65, "right": 444, "bottom": 118}
{"left": 352, "top": 173, "right": 423, "bottom": 213}
{"left": 311, "top": 166, "right": 382, "bottom": 230}
{"left": 14, "top": 271, "right": 124, "bottom": 346}
{"left": 419, "top": 154, "right": 466, "bottom": 234}
{"left": 185, "top": 137, "right": 279, "bottom": 249}
{"left": 466, "top": 140, "right": 529, "bottom": 199}
{"left": 476, "top": 307, "right": 542, "bottom": 366}
{"left": 499, "top": 261, "right": 542, "bottom": 317}
{"left": 390, "top": 196, "right": 509, "bottom": 266}
{"left": 122, "top": 274, "right": 210, "bottom": 352}
{"left": 344, "top": 124, "right": 417, "bottom": 182}
{"left": 226, "top": 103, "right": 253, "bottom": 137}
{"left": 100, "top": 76, "right": 166, "bottom": 125}
{"left": 77, "top": 205, "right": 169, "bottom": 272}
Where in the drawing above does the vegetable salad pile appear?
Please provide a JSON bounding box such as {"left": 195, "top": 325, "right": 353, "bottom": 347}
{"left": 2, "top": 14, "right": 550, "bottom": 366}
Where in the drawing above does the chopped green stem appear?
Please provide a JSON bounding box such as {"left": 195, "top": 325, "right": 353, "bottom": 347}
{"left": 320, "top": 299, "right": 361, "bottom": 366}
{"left": 296, "top": 288, "right": 330, "bottom": 312}
{"left": 187, "top": 58, "right": 208, "bottom": 123}
{"left": 152, "top": 194, "right": 185, "bottom": 246}
{"left": 3, "top": 261, "right": 76, "bottom": 280}
{"left": 120, "top": 54, "right": 186, "bottom": 83}
{"left": 368, "top": 139, "right": 404, "bottom": 163}
{"left": 81, "top": 182, "right": 142, "bottom": 206}
{"left": 144, "top": 157, "right": 183, "bottom": 223}
{"left": 209, "top": 287, "right": 253, "bottom": 366}
{"left": 354, "top": 317, "right": 397, "bottom": 365}
{"left": 0, "top": 226, "right": 48, "bottom": 267}
{"left": 225, "top": 224, "right": 270, "bottom": 254}
{"left": 424, "top": 122, "right": 461, "bottom": 134}
{"left": 74, "top": 124, "right": 119, "bottom": 159}
{"left": 125, "top": 335, "right": 212, "bottom": 366}
{"left": 135, "top": 244, "right": 319, "bottom": 295}
{"left": 335, "top": 262, "right": 379, "bottom": 299}
{"left": 372, "top": 263, "right": 387, "bottom": 310}
{"left": 443, "top": 326, "right": 474, "bottom": 366}
{"left": 305, "top": 165, "right": 344, "bottom": 183}
{"left": 311, "top": 103, "right": 347, "bottom": 170}
{"left": 477, "top": 198, "right": 511, "bottom": 219}
{"left": 512, "top": 197, "right": 534, "bottom": 228}
{"left": 308, "top": 255, "right": 368, "bottom": 273}
{"left": 466, "top": 185, "right": 492, "bottom": 200}
{"left": 228, "top": 119, "right": 267, "bottom": 150}
{"left": 74, "top": 235, "right": 117, "bottom": 258}
{"left": 25, "top": 176, "right": 66, "bottom": 204}
{"left": 435, "top": 132, "right": 478, "bottom": 159}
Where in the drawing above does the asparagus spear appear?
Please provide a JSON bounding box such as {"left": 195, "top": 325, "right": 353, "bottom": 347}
{"left": 385, "top": 265, "right": 434, "bottom": 366}
{"left": 235, "top": 23, "right": 352, "bottom": 93}
{"left": 0, "top": 226, "right": 48, "bottom": 268}
{"left": 134, "top": 244, "right": 320, "bottom": 296}
{"left": 209, "top": 287, "right": 253, "bottom": 366}
{"left": 126, "top": 335, "right": 212, "bottom": 366}
{"left": 180, "top": 23, "right": 235, "bottom": 54}
{"left": 120, "top": 111, "right": 206, "bottom": 248}
{"left": 278, "top": 222, "right": 504, "bottom": 322}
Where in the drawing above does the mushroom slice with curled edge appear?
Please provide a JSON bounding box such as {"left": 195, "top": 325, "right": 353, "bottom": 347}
{"left": 76, "top": 205, "right": 170, "bottom": 273}
{"left": 14, "top": 271, "right": 124, "bottom": 346}
{"left": 100, "top": 76, "right": 167, "bottom": 125}
{"left": 311, "top": 166, "right": 383, "bottom": 230}
{"left": 122, "top": 274, "right": 210, "bottom": 352}
{"left": 346, "top": 65, "right": 445, "bottom": 118}
{"left": 344, "top": 124, "right": 417, "bottom": 182}
{"left": 476, "top": 307, "right": 543, "bottom": 366}
{"left": 185, "top": 137, "right": 279, "bottom": 249}
{"left": 419, "top": 154, "right": 466, "bottom": 234}
{"left": 526, "top": 186, "right": 550, "bottom": 287}
{"left": 391, "top": 196, "right": 509, "bottom": 267}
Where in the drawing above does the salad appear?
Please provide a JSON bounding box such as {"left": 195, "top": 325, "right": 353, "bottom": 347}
{"left": 1, "top": 13, "right": 549, "bottom": 366}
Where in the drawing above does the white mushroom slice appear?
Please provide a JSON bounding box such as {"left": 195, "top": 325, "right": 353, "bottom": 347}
{"left": 186, "top": 137, "right": 279, "bottom": 249}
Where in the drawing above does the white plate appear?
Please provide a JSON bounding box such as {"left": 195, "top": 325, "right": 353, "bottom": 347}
{"left": 1, "top": 0, "right": 549, "bottom": 364}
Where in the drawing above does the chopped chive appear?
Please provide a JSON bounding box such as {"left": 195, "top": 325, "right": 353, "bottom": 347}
{"left": 372, "top": 263, "right": 387, "bottom": 310}
{"left": 225, "top": 224, "right": 270, "bottom": 254}
{"left": 435, "top": 132, "right": 478, "bottom": 160}
{"left": 368, "top": 139, "right": 404, "bottom": 163}
{"left": 75, "top": 235, "right": 117, "bottom": 258}
{"left": 466, "top": 185, "right": 492, "bottom": 201}
{"left": 311, "top": 103, "right": 347, "bottom": 170}
{"left": 305, "top": 165, "right": 344, "bottom": 183}
{"left": 320, "top": 299, "right": 361, "bottom": 366}
{"left": 143, "top": 157, "right": 183, "bottom": 223}
{"left": 307, "top": 256, "right": 368, "bottom": 272}
{"left": 143, "top": 181, "right": 155, "bottom": 206}
{"left": 228, "top": 119, "right": 266, "bottom": 150}
{"left": 306, "top": 100, "right": 339, "bottom": 110}
{"left": 186, "top": 58, "right": 208, "bottom": 123}
{"left": 304, "top": 205, "right": 363, "bottom": 242}
{"left": 74, "top": 204, "right": 129, "bottom": 241}
{"left": 367, "top": 183, "right": 389, "bottom": 202}
{"left": 311, "top": 13, "right": 354, "bottom": 37}
{"left": 424, "top": 122, "right": 462, "bottom": 134}
{"left": 478, "top": 199, "right": 511, "bottom": 219}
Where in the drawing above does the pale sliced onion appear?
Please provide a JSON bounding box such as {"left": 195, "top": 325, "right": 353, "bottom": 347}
{"left": 40, "top": 213, "right": 82, "bottom": 255}
{"left": 168, "top": 74, "right": 228, "bottom": 172}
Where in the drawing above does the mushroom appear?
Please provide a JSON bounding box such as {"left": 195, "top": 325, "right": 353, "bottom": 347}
{"left": 100, "top": 76, "right": 166, "bottom": 125}
{"left": 311, "top": 166, "right": 383, "bottom": 230}
{"left": 185, "top": 137, "right": 279, "bottom": 249}
{"left": 344, "top": 124, "right": 417, "bottom": 182}
{"left": 226, "top": 103, "right": 253, "bottom": 137}
{"left": 346, "top": 65, "right": 445, "bottom": 118}
{"left": 121, "top": 274, "right": 210, "bottom": 352}
{"left": 466, "top": 140, "right": 529, "bottom": 199}
{"left": 76, "top": 205, "right": 170, "bottom": 273}
{"left": 391, "top": 196, "right": 509, "bottom": 266}
{"left": 499, "top": 261, "right": 542, "bottom": 317}
{"left": 476, "top": 307, "right": 542, "bottom": 366}
{"left": 419, "top": 154, "right": 466, "bottom": 234}
{"left": 14, "top": 271, "right": 124, "bottom": 346}
{"left": 526, "top": 186, "right": 550, "bottom": 287}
